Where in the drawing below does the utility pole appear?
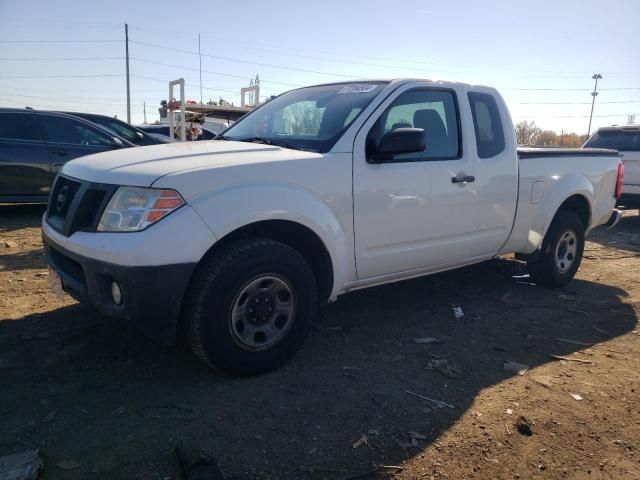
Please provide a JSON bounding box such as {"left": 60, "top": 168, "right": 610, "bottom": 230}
{"left": 198, "top": 33, "right": 203, "bottom": 105}
{"left": 143, "top": 102, "right": 147, "bottom": 124}
{"left": 560, "top": 129, "right": 564, "bottom": 147}
{"left": 125, "top": 23, "right": 131, "bottom": 124}
{"left": 587, "top": 73, "right": 602, "bottom": 138}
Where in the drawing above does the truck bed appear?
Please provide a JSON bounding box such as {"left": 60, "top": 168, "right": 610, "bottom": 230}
{"left": 517, "top": 147, "right": 619, "bottom": 159}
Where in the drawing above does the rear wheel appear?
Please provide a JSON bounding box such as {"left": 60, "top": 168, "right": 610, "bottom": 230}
{"left": 184, "top": 238, "right": 317, "bottom": 375}
{"left": 527, "top": 211, "right": 585, "bottom": 288}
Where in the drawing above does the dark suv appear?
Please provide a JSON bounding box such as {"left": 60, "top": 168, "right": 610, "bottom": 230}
{"left": 0, "top": 108, "right": 133, "bottom": 203}
{"left": 62, "top": 112, "right": 168, "bottom": 146}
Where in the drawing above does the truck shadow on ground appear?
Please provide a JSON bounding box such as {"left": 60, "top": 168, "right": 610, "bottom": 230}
{"left": 588, "top": 211, "right": 640, "bottom": 254}
{"left": 1, "top": 252, "right": 637, "bottom": 479}
{"left": 0, "top": 204, "right": 46, "bottom": 232}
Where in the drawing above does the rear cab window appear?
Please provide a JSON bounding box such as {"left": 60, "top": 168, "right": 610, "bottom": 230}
{"left": 584, "top": 129, "right": 640, "bottom": 151}
{"left": 0, "top": 111, "right": 43, "bottom": 141}
{"left": 468, "top": 92, "right": 505, "bottom": 158}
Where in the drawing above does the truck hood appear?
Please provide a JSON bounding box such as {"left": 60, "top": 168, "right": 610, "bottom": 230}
{"left": 62, "top": 140, "right": 321, "bottom": 186}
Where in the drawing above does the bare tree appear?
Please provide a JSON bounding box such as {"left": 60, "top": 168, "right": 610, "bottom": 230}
{"left": 515, "top": 121, "right": 542, "bottom": 146}
{"left": 535, "top": 130, "right": 557, "bottom": 147}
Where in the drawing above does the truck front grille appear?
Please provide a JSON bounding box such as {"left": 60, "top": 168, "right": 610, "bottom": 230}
{"left": 46, "top": 175, "right": 118, "bottom": 236}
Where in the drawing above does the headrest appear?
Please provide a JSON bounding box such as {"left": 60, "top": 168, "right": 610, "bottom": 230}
{"left": 413, "top": 109, "right": 446, "bottom": 137}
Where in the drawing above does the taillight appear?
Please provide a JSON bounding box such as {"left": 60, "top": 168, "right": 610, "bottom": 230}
{"left": 615, "top": 161, "right": 624, "bottom": 198}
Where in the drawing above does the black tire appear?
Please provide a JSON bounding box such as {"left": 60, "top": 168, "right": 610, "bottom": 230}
{"left": 527, "top": 210, "right": 585, "bottom": 288}
{"left": 184, "top": 238, "right": 317, "bottom": 375}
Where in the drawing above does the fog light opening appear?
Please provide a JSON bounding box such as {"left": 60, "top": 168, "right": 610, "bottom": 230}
{"left": 111, "top": 281, "right": 123, "bottom": 305}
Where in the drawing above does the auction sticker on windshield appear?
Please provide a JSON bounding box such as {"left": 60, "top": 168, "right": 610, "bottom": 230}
{"left": 337, "top": 84, "right": 379, "bottom": 94}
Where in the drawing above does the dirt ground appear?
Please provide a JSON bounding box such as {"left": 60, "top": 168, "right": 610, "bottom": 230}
{"left": 1, "top": 205, "right": 639, "bottom": 480}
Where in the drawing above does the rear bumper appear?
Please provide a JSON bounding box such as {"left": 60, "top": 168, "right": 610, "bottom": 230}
{"left": 605, "top": 209, "right": 623, "bottom": 229}
{"left": 43, "top": 230, "right": 195, "bottom": 344}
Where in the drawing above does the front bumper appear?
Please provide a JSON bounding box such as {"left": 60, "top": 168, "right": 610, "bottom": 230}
{"left": 43, "top": 230, "right": 196, "bottom": 344}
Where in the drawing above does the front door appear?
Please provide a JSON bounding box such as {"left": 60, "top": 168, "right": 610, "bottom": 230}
{"left": 38, "top": 113, "right": 118, "bottom": 175}
{"left": 353, "top": 85, "right": 480, "bottom": 279}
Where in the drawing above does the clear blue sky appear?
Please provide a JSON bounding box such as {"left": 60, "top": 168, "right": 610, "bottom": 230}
{"left": 1, "top": 0, "right": 638, "bottom": 132}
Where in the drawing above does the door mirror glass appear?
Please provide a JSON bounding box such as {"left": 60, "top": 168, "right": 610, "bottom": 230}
{"left": 372, "top": 128, "right": 425, "bottom": 162}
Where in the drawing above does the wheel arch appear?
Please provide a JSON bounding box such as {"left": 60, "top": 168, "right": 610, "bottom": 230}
{"left": 557, "top": 194, "right": 591, "bottom": 231}
{"left": 196, "top": 219, "right": 335, "bottom": 303}
{"left": 533, "top": 174, "right": 594, "bottom": 247}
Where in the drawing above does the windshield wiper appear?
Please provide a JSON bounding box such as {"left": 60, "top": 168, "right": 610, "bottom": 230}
{"left": 269, "top": 140, "right": 307, "bottom": 151}
{"left": 215, "top": 134, "right": 233, "bottom": 141}
{"left": 237, "top": 137, "right": 309, "bottom": 151}
{"left": 236, "top": 136, "right": 275, "bottom": 145}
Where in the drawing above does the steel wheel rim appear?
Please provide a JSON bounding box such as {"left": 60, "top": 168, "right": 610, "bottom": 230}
{"left": 229, "top": 274, "right": 295, "bottom": 351}
{"left": 555, "top": 229, "right": 578, "bottom": 273}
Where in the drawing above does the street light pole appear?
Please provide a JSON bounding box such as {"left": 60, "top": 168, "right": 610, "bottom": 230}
{"left": 587, "top": 73, "right": 602, "bottom": 138}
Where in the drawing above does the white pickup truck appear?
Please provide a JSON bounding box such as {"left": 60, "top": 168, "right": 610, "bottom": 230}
{"left": 42, "top": 79, "right": 624, "bottom": 374}
{"left": 583, "top": 125, "right": 640, "bottom": 207}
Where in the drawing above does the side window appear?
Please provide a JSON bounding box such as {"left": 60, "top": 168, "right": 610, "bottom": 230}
{"left": 367, "top": 89, "right": 460, "bottom": 162}
{"left": 40, "top": 115, "right": 114, "bottom": 146}
{"left": 0, "top": 112, "right": 42, "bottom": 141}
{"left": 468, "top": 92, "right": 505, "bottom": 158}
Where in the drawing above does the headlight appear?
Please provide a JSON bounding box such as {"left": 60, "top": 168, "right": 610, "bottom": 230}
{"left": 97, "top": 187, "right": 185, "bottom": 232}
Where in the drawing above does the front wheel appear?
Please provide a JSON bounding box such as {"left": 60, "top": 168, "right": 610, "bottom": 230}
{"left": 527, "top": 211, "right": 585, "bottom": 288}
{"left": 184, "top": 238, "right": 317, "bottom": 375}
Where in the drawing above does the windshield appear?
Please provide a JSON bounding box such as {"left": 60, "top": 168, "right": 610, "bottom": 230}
{"left": 221, "top": 82, "right": 387, "bottom": 152}
{"left": 584, "top": 129, "right": 640, "bottom": 151}
{"left": 88, "top": 116, "right": 142, "bottom": 144}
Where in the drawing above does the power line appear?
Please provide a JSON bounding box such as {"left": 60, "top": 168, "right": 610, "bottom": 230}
{"left": 129, "top": 40, "right": 360, "bottom": 79}
{"left": 185, "top": 38, "right": 465, "bottom": 75}
{"left": 0, "top": 57, "right": 123, "bottom": 61}
{"left": 0, "top": 22, "right": 121, "bottom": 28}
{"left": 4, "top": 92, "right": 146, "bottom": 106}
{"left": 2, "top": 29, "right": 637, "bottom": 81}
{"left": 0, "top": 97, "right": 126, "bottom": 113}
{"left": 0, "top": 39, "right": 121, "bottom": 43}
{"left": 0, "top": 85, "right": 159, "bottom": 100}
{"left": 0, "top": 74, "right": 122, "bottom": 79}
{"left": 517, "top": 100, "right": 640, "bottom": 105}
{"left": 130, "top": 74, "right": 243, "bottom": 96}
{"left": 127, "top": 42, "right": 640, "bottom": 91}
{"left": 508, "top": 87, "right": 640, "bottom": 91}
{"left": 130, "top": 58, "right": 302, "bottom": 87}
{"left": 517, "top": 113, "right": 638, "bottom": 118}
{"left": 128, "top": 25, "right": 638, "bottom": 79}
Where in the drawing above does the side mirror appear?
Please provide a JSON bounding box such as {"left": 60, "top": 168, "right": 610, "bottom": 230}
{"left": 136, "top": 131, "right": 144, "bottom": 140}
{"left": 370, "top": 128, "right": 425, "bottom": 163}
{"left": 111, "top": 136, "right": 125, "bottom": 148}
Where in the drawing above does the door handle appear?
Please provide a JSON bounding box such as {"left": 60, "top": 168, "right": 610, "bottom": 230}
{"left": 451, "top": 175, "right": 475, "bottom": 184}
{"left": 52, "top": 148, "right": 67, "bottom": 156}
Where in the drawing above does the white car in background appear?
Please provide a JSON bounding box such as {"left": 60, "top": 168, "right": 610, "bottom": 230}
{"left": 584, "top": 125, "right": 640, "bottom": 207}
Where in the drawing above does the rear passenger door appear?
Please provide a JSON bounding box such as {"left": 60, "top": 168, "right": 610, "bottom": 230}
{"left": 38, "top": 114, "right": 119, "bottom": 175}
{"left": 0, "top": 111, "right": 52, "bottom": 197}
{"left": 466, "top": 91, "right": 518, "bottom": 256}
